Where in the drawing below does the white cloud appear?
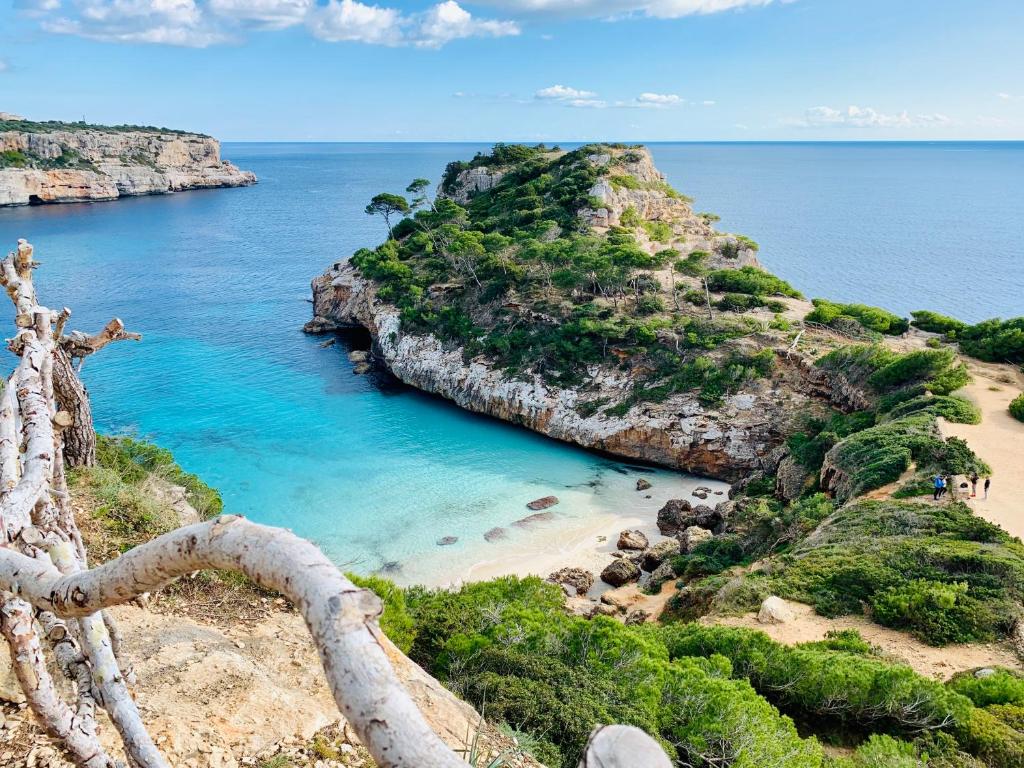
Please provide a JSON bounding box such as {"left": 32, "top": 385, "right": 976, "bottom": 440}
{"left": 536, "top": 84, "right": 598, "bottom": 100}
{"left": 790, "top": 105, "right": 951, "bottom": 129}
{"left": 412, "top": 0, "right": 520, "bottom": 48}
{"left": 702, "top": 99, "right": 715, "bottom": 106}
{"left": 208, "top": 0, "right": 311, "bottom": 30}
{"left": 306, "top": 0, "right": 403, "bottom": 45}
{"left": 635, "top": 91, "right": 682, "bottom": 106}
{"left": 41, "top": 0, "right": 230, "bottom": 47}
{"left": 471, "top": 0, "right": 778, "bottom": 20}
{"left": 0, "top": 59, "right": 9, "bottom": 73}
{"left": 997, "top": 92, "right": 1012, "bottom": 101}
{"left": 22, "top": 0, "right": 518, "bottom": 47}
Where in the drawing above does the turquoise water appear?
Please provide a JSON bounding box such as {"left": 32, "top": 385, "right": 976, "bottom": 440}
{"left": 1, "top": 142, "right": 1021, "bottom": 582}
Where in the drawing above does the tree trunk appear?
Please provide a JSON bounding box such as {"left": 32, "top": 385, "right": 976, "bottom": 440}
{"left": 52, "top": 347, "right": 95, "bottom": 467}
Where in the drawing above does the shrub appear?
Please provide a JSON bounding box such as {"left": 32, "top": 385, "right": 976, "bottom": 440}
{"left": 954, "top": 707, "right": 1024, "bottom": 768}
{"left": 0, "top": 149, "right": 29, "bottom": 168}
{"left": 912, "top": 310, "right": 968, "bottom": 336}
{"left": 706, "top": 266, "right": 802, "bottom": 298}
{"left": 885, "top": 395, "right": 981, "bottom": 424}
{"left": 871, "top": 579, "right": 986, "bottom": 645}
{"left": 949, "top": 669, "right": 1024, "bottom": 708}
{"left": 675, "top": 250, "right": 709, "bottom": 276}
{"left": 806, "top": 299, "right": 909, "bottom": 335}
{"left": 868, "top": 349, "right": 956, "bottom": 391}
{"left": 957, "top": 318, "right": 1024, "bottom": 364}
{"left": 1010, "top": 393, "right": 1024, "bottom": 423}
{"left": 346, "top": 573, "right": 416, "bottom": 653}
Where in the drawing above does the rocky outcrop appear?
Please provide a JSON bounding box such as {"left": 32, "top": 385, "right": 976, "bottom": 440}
{"left": 601, "top": 558, "right": 640, "bottom": 587}
{"left": 307, "top": 262, "right": 830, "bottom": 482}
{"left": 0, "top": 126, "right": 255, "bottom": 206}
{"left": 547, "top": 567, "right": 595, "bottom": 596}
{"left": 617, "top": 529, "right": 649, "bottom": 551}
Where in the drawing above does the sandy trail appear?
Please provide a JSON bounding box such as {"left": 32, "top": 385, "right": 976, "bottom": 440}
{"left": 709, "top": 602, "right": 1021, "bottom": 680}
{"left": 939, "top": 359, "right": 1024, "bottom": 540}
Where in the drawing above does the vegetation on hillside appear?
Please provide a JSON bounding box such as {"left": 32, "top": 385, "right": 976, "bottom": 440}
{"left": 0, "top": 117, "right": 203, "bottom": 136}
{"left": 0, "top": 146, "right": 98, "bottom": 171}
{"left": 355, "top": 143, "right": 791, "bottom": 414}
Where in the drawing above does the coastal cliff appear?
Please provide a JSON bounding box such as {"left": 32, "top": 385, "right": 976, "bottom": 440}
{"left": 0, "top": 117, "right": 255, "bottom": 206}
{"left": 307, "top": 145, "right": 853, "bottom": 481}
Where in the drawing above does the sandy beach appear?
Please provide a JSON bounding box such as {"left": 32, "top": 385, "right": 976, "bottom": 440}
{"left": 939, "top": 360, "right": 1024, "bottom": 540}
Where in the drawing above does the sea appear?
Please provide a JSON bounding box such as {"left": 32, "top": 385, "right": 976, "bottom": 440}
{"left": 1, "top": 141, "right": 1021, "bottom": 583}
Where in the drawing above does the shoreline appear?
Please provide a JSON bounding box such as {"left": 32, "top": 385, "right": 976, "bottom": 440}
{"left": 413, "top": 471, "right": 730, "bottom": 596}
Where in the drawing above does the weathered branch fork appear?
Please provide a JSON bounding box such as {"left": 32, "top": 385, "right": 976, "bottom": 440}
{"left": 0, "top": 239, "right": 671, "bottom": 767}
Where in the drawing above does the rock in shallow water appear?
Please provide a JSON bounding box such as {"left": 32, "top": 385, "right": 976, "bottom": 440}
{"left": 636, "top": 478, "right": 652, "bottom": 491}
{"left": 483, "top": 527, "right": 507, "bottom": 542}
{"left": 514, "top": 511, "right": 555, "bottom": 527}
{"left": 436, "top": 536, "right": 458, "bottom": 546}
{"left": 526, "top": 495, "right": 559, "bottom": 510}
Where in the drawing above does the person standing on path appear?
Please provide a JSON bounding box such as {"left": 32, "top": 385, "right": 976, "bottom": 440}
{"left": 971, "top": 472, "right": 980, "bottom": 497}
{"left": 984, "top": 476, "right": 991, "bottom": 499}
{"left": 933, "top": 474, "right": 945, "bottom": 501}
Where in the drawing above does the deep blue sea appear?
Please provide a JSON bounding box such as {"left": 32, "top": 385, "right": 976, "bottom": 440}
{"left": 1, "top": 142, "right": 1021, "bottom": 582}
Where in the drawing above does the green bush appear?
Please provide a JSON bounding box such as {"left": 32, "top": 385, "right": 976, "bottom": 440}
{"left": 706, "top": 266, "right": 802, "bottom": 298}
{"left": 406, "top": 577, "right": 822, "bottom": 767}
{"left": 954, "top": 707, "right": 1024, "bottom": 768}
{"left": 828, "top": 735, "right": 925, "bottom": 768}
{"left": 871, "top": 579, "right": 986, "bottom": 645}
{"left": 912, "top": 310, "right": 968, "bottom": 336}
{"left": 885, "top": 394, "right": 981, "bottom": 424}
{"left": 957, "top": 318, "right": 1024, "bottom": 364}
{"left": 806, "top": 299, "right": 909, "bottom": 335}
{"left": 94, "top": 434, "right": 223, "bottom": 517}
{"left": 949, "top": 669, "right": 1024, "bottom": 708}
{"left": 347, "top": 573, "right": 416, "bottom": 653}
{"left": 1009, "top": 393, "right": 1024, "bottom": 423}
{"left": 868, "top": 349, "right": 957, "bottom": 391}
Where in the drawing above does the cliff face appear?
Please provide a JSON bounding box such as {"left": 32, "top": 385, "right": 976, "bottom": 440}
{"left": 0, "top": 127, "right": 255, "bottom": 206}
{"left": 309, "top": 262, "right": 837, "bottom": 482}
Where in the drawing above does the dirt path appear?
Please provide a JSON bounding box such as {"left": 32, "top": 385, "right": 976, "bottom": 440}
{"left": 707, "top": 601, "right": 1021, "bottom": 680}
{"left": 939, "top": 360, "right": 1024, "bottom": 540}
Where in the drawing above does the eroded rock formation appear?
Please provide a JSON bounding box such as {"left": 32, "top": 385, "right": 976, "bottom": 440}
{"left": 0, "top": 126, "right": 255, "bottom": 206}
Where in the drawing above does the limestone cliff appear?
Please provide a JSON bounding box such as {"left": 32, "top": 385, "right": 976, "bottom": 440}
{"left": 310, "top": 263, "right": 845, "bottom": 481}
{"left": 0, "top": 120, "right": 255, "bottom": 206}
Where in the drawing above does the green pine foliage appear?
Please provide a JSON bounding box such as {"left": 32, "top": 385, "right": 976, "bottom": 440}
{"left": 1009, "top": 393, "right": 1024, "bottom": 422}
{"left": 806, "top": 299, "right": 910, "bottom": 335}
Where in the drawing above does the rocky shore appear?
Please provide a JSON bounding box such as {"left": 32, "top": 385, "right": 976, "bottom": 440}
{"left": 0, "top": 120, "right": 255, "bottom": 206}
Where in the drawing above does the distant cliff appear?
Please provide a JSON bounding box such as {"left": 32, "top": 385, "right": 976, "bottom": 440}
{"left": 0, "top": 117, "right": 255, "bottom": 206}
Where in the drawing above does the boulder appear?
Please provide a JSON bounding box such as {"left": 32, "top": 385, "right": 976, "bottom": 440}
{"left": 547, "top": 567, "right": 595, "bottom": 596}
{"left": 757, "top": 596, "right": 795, "bottom": 625}
{"left": 636, "top": 478, "right": 652, "bottom": 491}
{"left": 601, "top": 559, "right": 640, "bottom": 587}
{"left": 527, "top": 495, "right": 559, "bottom": 511}
{"left": 641, "top": 539, "right": 681, "bottom": 571}
{"left": 591, "top": 603, "right": 620, "bottom": 617}
{"left": 436, "top": 536, "right": 458, "bottom": 546}
{"left": 679, "top": 526, "right": 713, "bottom": 553}
{"left": 649, "top": 560, "right": 675, "bottom": 586}
{"left": 776, "top": 455, "right": 811, "bottom": 501}
{"left": 656, "top": 499, "right": 693, "bottom": 536}
{"left": 600, "top": 587, "right": 634, "bottom": 610}
{"left": 692, "top": 490, "right": 708, "bottom": 500}
{"left": 617, "top": 529, "right": 649, "bottom": 551}
{"left": 624, "top": 609, "right": 651, "bottom": 626}
{"left": 348, "top": 350, "right": 369, "bottom": 363}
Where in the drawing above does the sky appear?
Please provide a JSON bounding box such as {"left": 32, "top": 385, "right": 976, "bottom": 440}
{"left": 0, "top": 0, "right": 1022, "bottom": 141}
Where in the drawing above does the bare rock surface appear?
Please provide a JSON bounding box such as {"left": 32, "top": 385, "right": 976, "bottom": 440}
{"left": 601, "top": 558, "right": 641, "bottom": 587}
{"left": 758, "top": 596, "right": 796, "bottom": 625}
{"left": 526, "top": 495, "right": 559, "bottom": 510}
{"left": 547, "top": 567, "right": 595, "bottom": 596}
{"left": 0, "top": 127, "right": 255, "bottom": 206}
{"left": 641, "top": 539, "right": 681, "bottom": 571}
{"left": 617, "top": 528, "right": 649, "bottom": 551}
{"left": 679, "top": 525, "right": 713, "bottom": 553}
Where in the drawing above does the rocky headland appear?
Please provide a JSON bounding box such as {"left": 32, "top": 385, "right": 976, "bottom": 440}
{"left": 0, "top": 116, "right": 255, "bottom": 206}
{"left": 307, "top": 145, "right": 855, "bottom": 482}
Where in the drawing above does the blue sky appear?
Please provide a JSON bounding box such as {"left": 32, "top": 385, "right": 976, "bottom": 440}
{"left": 1, "top": 0, "right": 1022, "bottom": 141}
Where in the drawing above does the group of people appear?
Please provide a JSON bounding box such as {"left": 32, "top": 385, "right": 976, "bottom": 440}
{"left": 932, "top": 472, "right": 990, "bottom": 501}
